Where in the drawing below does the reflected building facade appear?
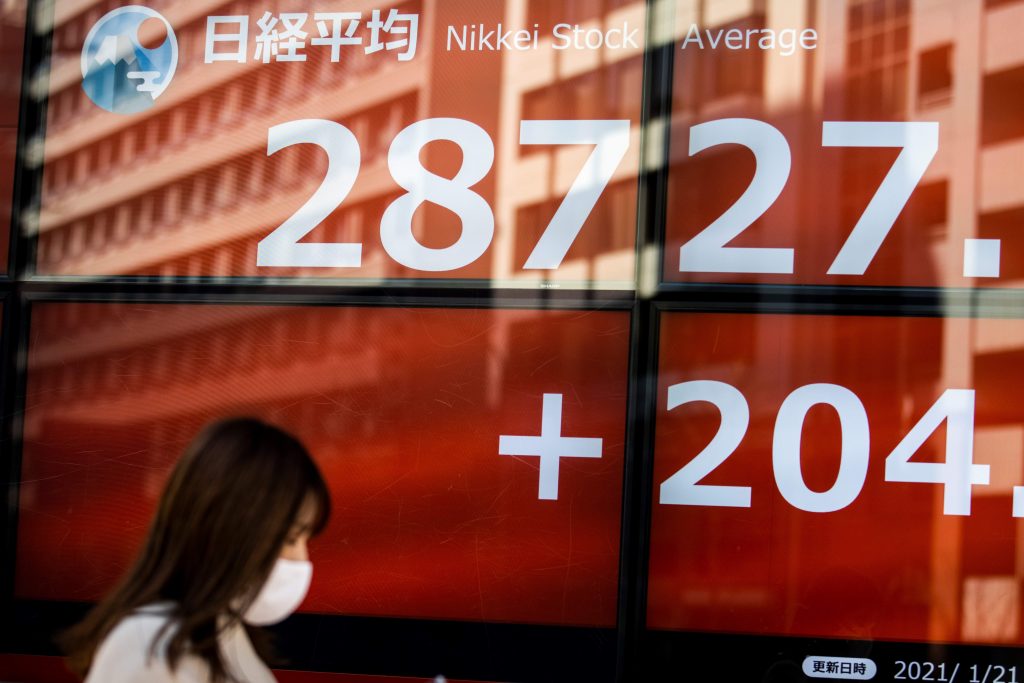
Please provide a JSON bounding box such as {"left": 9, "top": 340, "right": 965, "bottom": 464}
{"left": 656, "top": 0, "right": 1024, "bottom": 645}
{"left": 16, "top": 0, "right": 644, "bottom": 631}
{"left": 9, "top": 0, "right": 1024, "bottom": 678}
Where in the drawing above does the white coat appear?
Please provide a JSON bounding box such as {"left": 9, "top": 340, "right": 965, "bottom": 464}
{"left": 84, "top": 603, "right": 277, "bottom": 683}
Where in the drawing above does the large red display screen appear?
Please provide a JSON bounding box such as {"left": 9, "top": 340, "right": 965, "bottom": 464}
{"left": 662, "top": 0, "right": 1024, "bottom": 289}
{"left": 36, "top": 0, "right": 643, "bottom": 286}
{"left": 16, "top": 303, "right": 630, "bottom": 626}
{"left": 12, "top": 0, "right": 1024, "bottom": 680}
{"left": 650, "top": 311, "right": 1024, "bottom": 645}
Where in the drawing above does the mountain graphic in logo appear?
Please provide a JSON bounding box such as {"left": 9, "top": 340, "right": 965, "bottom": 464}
{"left": 81, "top": 6, "right": 178, "bottom": 115}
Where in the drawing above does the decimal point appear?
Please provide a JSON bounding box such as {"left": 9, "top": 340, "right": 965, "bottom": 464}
{"left": 963, "top": 238, "right": 1001, "bottom": 278}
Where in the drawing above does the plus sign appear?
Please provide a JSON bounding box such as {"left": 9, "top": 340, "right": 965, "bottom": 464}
{"left": 498, "top": 393, "right": 603, "bottom": 501}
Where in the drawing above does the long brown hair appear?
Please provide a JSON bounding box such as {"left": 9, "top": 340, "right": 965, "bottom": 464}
{"left": 62, "top": 417, "right": 331, "bottom": 681}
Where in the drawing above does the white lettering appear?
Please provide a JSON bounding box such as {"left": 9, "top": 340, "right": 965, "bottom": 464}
{"left": 447, "top": 21, "right": 637, "bottom": 52}
{"left": 777, "top": 28, "right": 797, "bottom": 56}
{"left": 680, "top": 24, "right": 819, "bottom": 56}
{"left": 447, "top": 23, "right": 539, "bottom": 51}
{"left": 513, "top": 28, "right": 532, "bottom": 49}
{"left": 800, "top": 28, "right": 818, "bottom": 50}
{"left": 477, "top": 25, "right": 495, "bottom": 50}
{"left": 624, "top": 24, "right": 640, "bottom": 48}
{"left": 552, "top": 23, "right": 573, "bottom": 49}
{"left": 205, "top": 16, "right": 249, "bottom": 63}
{"left": 447, "top": 25, "right": 467, "bottom": 51}
{"left": 682, "top": 23, "right": 705, "bottom": 49}
{"left": 551, "top": 22, "right": 640, "bottom": 50}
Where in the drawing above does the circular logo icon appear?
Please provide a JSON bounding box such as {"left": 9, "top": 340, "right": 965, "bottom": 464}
{"left": 81, "top": 6, "right": 178, "bottom": 115}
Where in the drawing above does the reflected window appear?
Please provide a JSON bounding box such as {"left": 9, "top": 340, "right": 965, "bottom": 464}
{"left": 982, "top": 66, "right": 1024, "bottom": 145}
{"left": 918, "top": 44, "right": 953, "bottom": 108}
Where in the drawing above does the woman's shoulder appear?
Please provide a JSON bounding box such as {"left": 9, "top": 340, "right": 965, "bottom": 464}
{"left": 98, "top": 604, "right": 175, "bottom": 656}
{"left": 86, "top": 603, "right": 277, "bottom": 683}
{"left": 105, "top": 602, "right": 183, "bottom": 653}
{"left": 85, "top": 604, "right": 208, "bottom": 682}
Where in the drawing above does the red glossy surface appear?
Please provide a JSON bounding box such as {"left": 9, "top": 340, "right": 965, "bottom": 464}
{"left": 663, "top": 0, "right": 1024, "bottom": 289}
{"left": 649, "top": 312, "right": 1024, "bottom": 645}
{"left": 36, "top": 1, "right": 642, "bottom": 284}
{"left": 16, "top": 303, "right": 629, "bottom": 626}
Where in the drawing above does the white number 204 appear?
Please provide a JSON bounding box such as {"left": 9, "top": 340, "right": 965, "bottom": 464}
{"left": 660, "top": 382, "right": 989, "bottom": 515}
{"left": 257, "top": 118, "right": 630, "bottom": 271}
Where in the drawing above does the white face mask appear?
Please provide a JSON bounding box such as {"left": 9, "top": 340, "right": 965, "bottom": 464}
{"left": 242, "top": 558, "right": 313, "bottom": 626}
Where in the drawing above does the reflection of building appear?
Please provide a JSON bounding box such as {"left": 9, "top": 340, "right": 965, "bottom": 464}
{"left": 495, "top": 0, "right": 643, "bottom": 284}
{"left": 28, "top": 0, "right": 648, "bottom": 465}
{"left": 25, "top": 0, "right": 649, "bottom": 499}
{"left": 13, "top": 0, "right": 1024, "bottom": 664}
{"left": 20, "top": 300, "right": 630, "bottom": 628}
{"left": 663, "top": 0, "right": 1024, "bottom": 646}
{"left": 24, "top": 0, "right": 649, "bottom": 590}
{"left": 21, "top": 2, "right": 644, "bottom": 630}
{"left": 37, "top": 0, "right": 424, "bottom": 279}
{"left": 33, "top": 0, "right": 644, "bottom": 283}
{"left": 841, "top": 0, "right": 1024, "bottom": 645}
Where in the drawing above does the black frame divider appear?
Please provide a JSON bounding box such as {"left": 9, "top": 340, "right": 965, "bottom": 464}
{"left": 2, "top": 0, "right": 45, "bottom": 651}
{"left": 615, "top": 0, "right": 675, "bottom": 678}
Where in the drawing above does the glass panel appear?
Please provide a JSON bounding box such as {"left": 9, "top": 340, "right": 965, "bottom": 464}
{"left": 662, "top": 0, "right": 1024, "bottom": 289}
{"left": 17, "top": 302, "right": 629, "bottom": 625}
{"left": 32, "top": 1, "right": 644, "bottom": 287}
{"left": 651, "top": 310, "right": 1024, "bottom": 652}
{"left": 11, "top": 0, "right": 1024, "bottom": 680}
